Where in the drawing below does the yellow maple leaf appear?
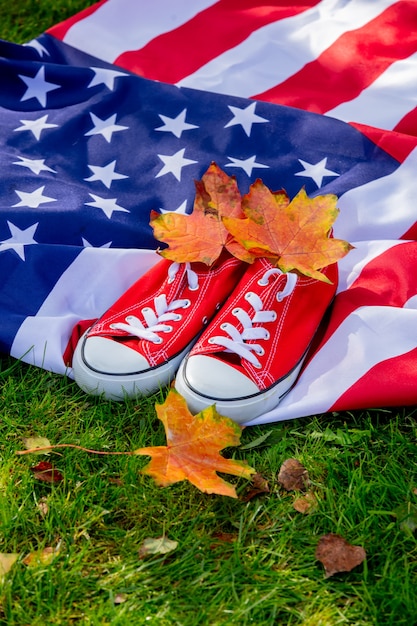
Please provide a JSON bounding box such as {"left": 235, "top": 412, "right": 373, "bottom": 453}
{"left": 223, "top": 181, "right": 352, "bottom": 282}
{"left": 134, "top": 389, "right": 255, "bottom": 498}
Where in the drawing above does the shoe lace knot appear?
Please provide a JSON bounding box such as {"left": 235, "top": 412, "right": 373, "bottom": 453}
{"left": 110, "top": 262, "right": 197, "bottom": 343}
{"left": 208, "top": 268, "right": 297, "bottom": 368}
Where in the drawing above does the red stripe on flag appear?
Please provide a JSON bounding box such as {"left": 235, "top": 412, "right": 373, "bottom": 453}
{"left": 309, "top": 241, "right": 417, "bottom": 359}
{"left": 253, "top": 1, "right": 417, "bottom": 113}
{"left": 348, "top": 122, "right": 417, "bottom": 163}
{"left": 46, "top": 0, "right": 108, "bottom": 40}
{"left": 113, "top": 0, "right": 322, "bottom": 83}
{"left": 329, "top": 345, "right": 417, "bottom": 411}
{"left": 393, "top": 104, "right": 417, "bottom": 137}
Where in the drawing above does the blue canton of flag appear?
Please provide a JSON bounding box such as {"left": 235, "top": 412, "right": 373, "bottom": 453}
{"left": 0, "top": 34, "right": 399, "bottom": 376}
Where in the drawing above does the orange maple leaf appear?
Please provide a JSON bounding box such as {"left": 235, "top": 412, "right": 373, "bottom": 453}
{"left": 150, "top": 162, "right": 251, "bottom": 266}
{"left": 223, "top": 181, "right": 353, "bottom": 282}
{"left": 134, "top": 389, "right": 255, "bottom": 498}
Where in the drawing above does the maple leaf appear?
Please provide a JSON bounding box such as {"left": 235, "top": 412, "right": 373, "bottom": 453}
{"left": 134, "top": 389, "right": 255, "bottom": 498}
{"left": 150, "top": 162, "right": 250, "bottom": 266}
{"left": 223, "top": 181, "right": 352, "bottom": 282}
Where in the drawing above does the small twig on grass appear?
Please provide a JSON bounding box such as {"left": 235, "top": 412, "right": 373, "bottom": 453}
{"left": 16, "top": 444, "right": 135, "bottom": 456}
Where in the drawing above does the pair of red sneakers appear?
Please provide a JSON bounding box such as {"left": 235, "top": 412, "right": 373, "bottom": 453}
{"left": 72, "top": 253, "right": 337, "bottom": 424}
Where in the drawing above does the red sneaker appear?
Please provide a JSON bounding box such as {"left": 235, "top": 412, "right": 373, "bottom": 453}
{"left": 175, "top": 257, "right": 338, "bottom": 423}
{"left": 72, "top": 253, "right": 245, "bottom": 399}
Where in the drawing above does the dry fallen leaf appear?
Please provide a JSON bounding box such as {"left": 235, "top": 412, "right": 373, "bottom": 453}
{"left": 315, "top": 533, "right": 366, "bottom": 577}
{"left": 150, "top": 162, "right": 248, "bottom": 265}
{"left": 223, "top": 183, "right": 352, "bottom": 282}
{"left": 241, "top": 472, "right": 270, "bottom": 502}
{"left": 0, "top": 553, "right": 19, "bottom": 582}
{"left": 36, "top": 496, "right": 49, "bottom": 517}
{"left": 138, "top": 536, "right": 178, "bottom": 558}
{"left": 293, "top": 491, "right": 318, "bottom": 514}
{"left": 113, "top": 593, "right": 127, "bottom": 605}
{"left": 278, "top": 458, "right": 309, "bottom": 491}
{"left": 22, "top": 436, "right": 52, "bottom": 454}
{"left": 134, "top": 389, "right": 255, "bottom": 498}
{"left": 23, "top": 543, "right": 61, "bottom": 567}
{"left": 30, "top": 461, "right": 64, "bottom": 484}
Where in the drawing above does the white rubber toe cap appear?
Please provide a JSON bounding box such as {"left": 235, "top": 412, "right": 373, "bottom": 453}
{"left": 83, "top": 336, "right": 150, "bottom": 374}
{"left": 182, "top": 354, "right": 259, "bottom": 399}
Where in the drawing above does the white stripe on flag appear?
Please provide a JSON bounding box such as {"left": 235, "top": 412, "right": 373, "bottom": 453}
{"left": 61, "top": 0, "right": 217, "bottom": 63}
{"left": 246, "top": 299, "right": 417, "bottom": 425}
{"left": 176, "top": 0, "right": 398, "bottom": 96}
{"left": 336, "top": 239, "right": 409, "bottom": 293}
{"left": 334, "top": 147, "right": 417, "bottom": 242}
{"left": 327, "top": 51, "right": 417, "bottom": 128}
{"left": 10, "top": 247, "right": 159, "bottom": 375}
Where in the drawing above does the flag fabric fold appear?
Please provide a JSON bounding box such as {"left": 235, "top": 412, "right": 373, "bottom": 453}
{"left": 1, "top": 0, "right": 417, "bottom": 425}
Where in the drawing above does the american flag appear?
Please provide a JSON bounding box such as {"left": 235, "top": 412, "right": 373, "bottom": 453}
{"left": 1, "top": 0, "right": 417, "bottom": 425}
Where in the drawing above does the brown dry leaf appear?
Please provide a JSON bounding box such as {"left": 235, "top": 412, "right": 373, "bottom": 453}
{"left": 37, "top": 497, "right": 49, "bottom": 517}
{"left": 134, "top": 389, "right": 255, "bottom": 498}
{"left": 23, "top": 543, "right": 61, "bottom": 567}
{"left": 114, "top": 593, "right": 127, "bottom": 605}
{"left": 138, "top": 536, "right": 178, "bottom": 558}
{"left": 223, "top": 182, "right": 352, "bottom": 282}
{"left": 0, "top": 553, "right": 19, "bottom": 582}
{"left": 241, "top": 472, "right": 270, "bottom": 502}
{"left": 278, "top": 458, "right": 309, "bottom": 491}
{"left": 150, "top": 162, "right": 249, "bottom": 266}
{"left": 293, "top": 491, "right": 318, "bottom": 514}
{"left": 30, "top": 461, "right": 63, "bottom": 484}
{"left": 315, "top": 533, "right": 366, "bottom": 578}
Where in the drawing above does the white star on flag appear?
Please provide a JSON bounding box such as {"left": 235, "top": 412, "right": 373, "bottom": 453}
{"left": 0, "top": 221, "right": 39, "bottom": 261}
{"left": 13, "top": 156, "right": 56, "bottom": 175}
{"left": 88, "top": 67, "right": 128, "bottom": 90}
{"left": 85, "top": 113, "right": 128, "bottom": 143}
{"left": 156, "top": 148, "right": 197, "bottom": 181}
{"left": 24, "top": 39, "right": 50, "bottom": 57}
{"left": 82, "top": 238, "right": 113, "bottom": 248}
{"left": 84, "top": 160, "right": 128, "bottom": 189}
{"left": 225, "top": 155, "right": 269, "bottom": 176}
{"left": 14, "top": 114, "right": 58, "bottom": 140}
{"left": 12, "top": 186, "right": 57, "bottom": 209}
{"left": 155, "top": 109, "right": 198, "bottom": 138}
{"left": 18, "top": 66, "right": 60, "bottom": 107}
{"left": 224, "top": 102, "right": 269, "bottom": 137}
{"left": 85, "top": 193, "right": 130, "bottom": 219}
{"left": 295, "top": 157, "right": 339, "bottom": 188}
{"left": 160, "top": 199, "right": 188, "bottom": 214}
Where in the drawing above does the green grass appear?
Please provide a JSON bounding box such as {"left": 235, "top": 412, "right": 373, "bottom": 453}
{"left": 1, "top": 2, "right": 417, "bottom": 624}
{"left": 1, "top": 355, "right": 416, "bottom": 625}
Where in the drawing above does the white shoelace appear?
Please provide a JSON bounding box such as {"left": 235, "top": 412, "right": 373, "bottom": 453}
{"left": 208, "top": 268, "right": 298, "bottom": 368}
{"left": 110, "top": 262, "right": 198, "bottom": 344}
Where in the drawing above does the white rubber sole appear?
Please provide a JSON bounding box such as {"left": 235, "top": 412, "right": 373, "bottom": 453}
{"left": 72, "top": 332, "right": 193, "bottom": 401}
{"left": 174, "top": 357, "right": 304, "bottom": 424}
